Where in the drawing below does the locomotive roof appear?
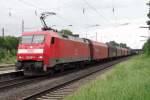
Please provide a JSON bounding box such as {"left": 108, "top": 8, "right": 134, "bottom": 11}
{"left": 22, "top": 31, "right": 59, "bottom": 37}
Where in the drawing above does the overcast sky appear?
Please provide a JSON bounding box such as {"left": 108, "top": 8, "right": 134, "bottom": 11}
{"left": 0, "top": 0, "right": 149, "bottom": 49}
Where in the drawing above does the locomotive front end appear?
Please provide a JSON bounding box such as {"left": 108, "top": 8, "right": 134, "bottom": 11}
{"left": 16, "top": 32, "right": 47, "bottom": 75}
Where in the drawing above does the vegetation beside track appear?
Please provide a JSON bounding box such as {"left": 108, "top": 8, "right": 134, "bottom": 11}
{"left": 64, "top": 55, "right": 150, "bottom": 100}
{"left": 0, "top": 53, "right": 16, "bottom": 64}
{"left": 0, "top": 36, "right": 19, "bottom": 64}
{"left": 143, "top": 38, "right": 150, "bottom": 56}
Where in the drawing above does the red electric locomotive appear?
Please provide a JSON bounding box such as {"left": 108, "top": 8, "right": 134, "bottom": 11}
{"left": 16, "top": 31, "right": 92, "bottom": 75}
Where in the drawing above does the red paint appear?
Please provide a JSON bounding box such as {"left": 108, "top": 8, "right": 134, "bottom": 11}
{"left": 91, "top": 41, "right": 108, "bottom": 60}
{"left": 17, "top": 31, "right": 60, "bottom": 67}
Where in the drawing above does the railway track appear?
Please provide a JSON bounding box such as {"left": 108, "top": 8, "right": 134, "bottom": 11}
{"left": 0, "top": 68, "right": 86, "bottom": 92}
{"left": 28, "top": 66, "right": 112, "bottom": 100}
{"left": 0, "top": 57, "right": 131, "bottom": 100}
{"left": 0, "top": 64, "right": 15, "bottom": 72}
{"left": 0, "top": 76, "right": 48, "bottom": 92}
{"left": 22, "top": 57, "right": 130, "bottom": 100}
{"left": 0, "top": 71, "right": 23, "bottom": 82}
{"left": 0, "top": 64, "right": 14, "bottom": 68}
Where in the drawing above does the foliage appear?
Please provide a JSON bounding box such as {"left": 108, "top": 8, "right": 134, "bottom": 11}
{"left": 59, "top": 29, "right": 73, "bottom": 36}
{"left": 119, "top": 43, "right": 127, "bottom": 48}
{"left": 106, "top": 41, "right": 119, "bottom": 47}
{"left": 143, "top": 2, "right": 150, "bottom": 56}
{"left": 143, "top": 38, "right": 150, "bottom": 56}
{"left": 0, "top": 36, "right": 19, "bottom": 63}
{"left": 147, "top": 2, "right": 150, "bottom": 28}
{"left": 147, "top": 1, "right": 150, "bottom": 26}
{"left": 106, "top": 41, "right": 129, "bottom": 48}
{"left": 147, "top": 2, "right": 150, "bottom": 19}
{"left": 64, "top": 55, "right": 150, "bottom": 100}
{"left": 0, "top": 36, "right": 19, "bottom": 50}
{"left": 0, "top": 49, "right": 16, "bottom": 64}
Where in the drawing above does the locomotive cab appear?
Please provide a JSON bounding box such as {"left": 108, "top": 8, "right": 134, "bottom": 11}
{"left": 16, "top": 31, "right": 58, "bottom": 75}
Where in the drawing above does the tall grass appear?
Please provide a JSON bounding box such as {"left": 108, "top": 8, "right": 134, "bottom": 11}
{"left": 0, "top": 36, "right": 19, "bottom": 64}
{"left": 64, "top": 55, "right": 150, "bottom": 100}
{"left": 0, "top": 49, "right": 16, "bottom": 64}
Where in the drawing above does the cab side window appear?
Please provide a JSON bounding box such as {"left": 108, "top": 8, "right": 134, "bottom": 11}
{"left": 51, "top": 37, "right": 55, "bottom": 44}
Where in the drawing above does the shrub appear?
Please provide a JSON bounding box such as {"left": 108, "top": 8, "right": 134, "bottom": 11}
{"left": 143, "top": 38, "right": 150, "bottom": 56}
{"left": 0, "top": 36, "right": 19, "bottom": 63}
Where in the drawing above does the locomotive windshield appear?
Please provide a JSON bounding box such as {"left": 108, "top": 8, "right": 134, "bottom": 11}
{"left": 22, "top": 35, "right": 45, "bottom": 44}
{"left": 32, "top": 35, "right": 45, "bottom": 43}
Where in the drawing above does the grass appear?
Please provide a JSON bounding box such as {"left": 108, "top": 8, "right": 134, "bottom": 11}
{"left": 0, "top": 50, "right": 16, "bottom": 65}
{"left": 64, "top": 55, "right": 150, "bottom": 100}
{"left": 0, "top": 56, "right": 16, "bottom": 64}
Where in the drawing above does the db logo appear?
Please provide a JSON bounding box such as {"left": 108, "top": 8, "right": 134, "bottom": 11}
{"left": 30, "top": 46, "right": 33, "bottom": 49}
{"left": 27, "top": 49, "right": 33, "bottom": 53}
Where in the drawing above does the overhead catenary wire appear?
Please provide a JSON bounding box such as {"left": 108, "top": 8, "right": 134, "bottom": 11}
{"left": 15, "top": 0, "right": 127, "bottom": 31}
{"left": 16, "top": 0, "right": 78, "bottom": 28}
{"left": 111, "top": 0, "right": 117, "bottom": 25}
{"left": 21, "top": 1, "right": 81, "bottom": 22}
{"left": 15, "top": 0, "right": 112, "bottom": 30}
{"left": 83, "top": 0, "right": 113, "bottom": 25}
{"left": 17, "top": 0, "right": 46, "bottom": 11}
{"left": 17, "top": 0, "right": 101, "bottom": 27}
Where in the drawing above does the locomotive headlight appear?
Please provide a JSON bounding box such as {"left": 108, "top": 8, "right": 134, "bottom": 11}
{"left": 19, "top": 56, "right": 22, "bottom": 59}
{"left": 38, "top": 56, "right": 43, "bottom": 59}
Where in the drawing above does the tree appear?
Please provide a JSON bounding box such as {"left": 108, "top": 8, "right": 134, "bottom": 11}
{"left": 0, "top": 36, "right": 19, "bottom": 53}
{"left": 143, "top": 39, "right": 150, "bottom": 56}
{"left": 60, "top": 29, "right": 73, "bottom": 36}
{"left": 147, "top": 2, "right": 150, "bottom": 27}
{"left": 106, "top": 41, "right": 119, "bottom": 47}
{"left": 143, "top": 2, "right": 150, "bottom": 56}
{"left": 119, "top": 43, "right": 127, "bottom": 48}
{"left": 0, "top": 37, "right": 4, "bottom": 49}
{"left": 106, "top": 41, "right": 129, "bottom": 48}
{"left": 3, "top": 36, "right": 19, "bottom": 50}
{"left": 147, "top": 2, "right": 150, "bottom": 18}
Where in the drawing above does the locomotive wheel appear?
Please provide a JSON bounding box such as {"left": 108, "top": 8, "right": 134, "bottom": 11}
{"left": 60, "top": 66, "right": 64, "bottom": 72}
{"left": 49, "top": 69, "right": 54, "bottom": 76}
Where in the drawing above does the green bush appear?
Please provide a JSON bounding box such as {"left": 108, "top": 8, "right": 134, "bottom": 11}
{"left": 143, "top": 38, "right": 150, "bottom": 56}
{"left": 0, "top": 36, "right": 19, "bottom": 63}
{"left": 0, "top": 49, "right": 17, "bottom": 63}
{"left": 1, "top": 36, "right": 19, "bottom": 49}
{"left": 0, "top": 49, "right": 6, "bottom": 60}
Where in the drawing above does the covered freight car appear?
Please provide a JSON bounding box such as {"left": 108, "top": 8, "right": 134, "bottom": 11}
{"left": 107, "top": 45, "right": 117, "bottom": 58}
{"left": 90, "top": 41, "right": 108, "bottom": 60}
{"left": 121, "top": 48, "right": 126, "bottom": 56}
{"left": 116, "top": 47, "right": 122, "bottom": 57}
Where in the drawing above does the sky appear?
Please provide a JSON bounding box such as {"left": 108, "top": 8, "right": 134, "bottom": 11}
{"left": 0, "top": 0, "right": 149, "bottom": 49}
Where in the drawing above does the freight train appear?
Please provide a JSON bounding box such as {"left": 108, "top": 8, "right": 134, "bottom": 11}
{"left": 15, "top": 30, "right": 131, "bottom": 76}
